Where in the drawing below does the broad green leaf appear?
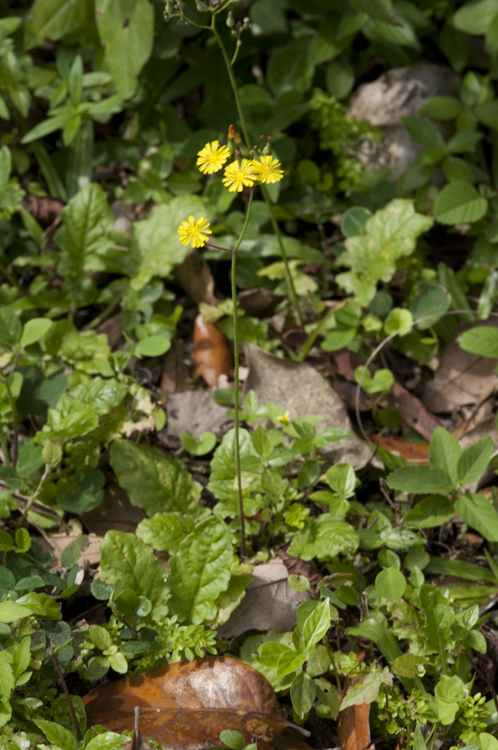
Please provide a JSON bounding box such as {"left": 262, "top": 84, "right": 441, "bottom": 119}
{"left": 392, "top": 653, "right": 428, "bottom": 678}
{"left": 208, "top": 428, "right": 262, "bottom": 517}
{"left": 0, "top": 146, "right": 11, "bottom": 188}
{"left": 72, "top": 377, "right": 128, "bottom": 416}
{"left": 457, "top": 437, "right": 493, "bottom": 485}
{"left": 168, "top": 516, "right": 233, "bottom": 624}
{"left": 475, "top": 100, "right": 498, "bottom": 129}
{"left": 452, "top": 0, "right": 498, "bottom": 35}
{"left": 20, "top": 318, "right": 52, "bottom": 347}
{"left": 429, "top": 427, "right": 461, "bottom": 489}
{"left": 433, "top": 182, "right": 488, "bottom": 225}
{"left": 287, "top": 516, "right": 359, "bottom": 562}
{"left": 290, "top": 672, "right": 316, "bottom": 720}
{"left": 15, "top": 592, "right": 61, "bottom": 620}
{"left": 0, "top": 601, "right": 34, "bottom": 623}
{"left": 388, "top": 467, "right": 454, "bottom": 495}
{"left": 375, "top": 568, "right": 406, "bottom": 602}
{"left": 25, "top": 0, "right": 94, "bottom": 50}
{"left": 340, "top": 668, "right": 393, "bottom": 709}
{"left": 95, "top": 0, "right": 154, "bottom": 96}
{"left": 425, "top": 556, "right": 497, "bottom": 582}
{"left": 409, "top": 283, "right": 451, "bottom": 329}
{"left": 181, "top": 431, "right": 217, "bottom": 456}
{"left": 134, "top": 336, "right": 171, "bottom": 357}
{"left": 420, "top": 584, "right": 454, "bottom": 654}
{"left": 336, "top": 199, "right": 433, "bottom": 306}
{"left": 405, "top": 495, "right": 454, "bottom": 528}
{"left": 321, "top": 328, "right": 356, "bottom": 351}
{"left": 110, "top": 439, "right": 202, "bottom": 517}
{"left": 219, "top": 731, "right": 245, "bottom": 750}
{"left": 302, "top": 599, "right": 331, "bottom": 651}
{"left": 340, "top": 207, "right": 371, "bottom": 238}
{"left": 40, "top": 397, "right": 98, "bottom": 443}
{"left": 54, "top": 183, "right": 114, "bottom": 280}
{"left": 136, "top": 512, "right": 197, "bottom": 555}
{"left": 35, "top": 719, "right": 78, "bottom": 750}
{"left": 419, "top": 96, "right": 462, "bottom": 121}
{"left": 349, "top": 0, "right": 391, "bottom": 20}
{"left": 258, "top": 642, "right": 291, "bottom": 668}
{"left": 85, "top": 733, "right": 130, "bottom": 750}
{"left": 89, "top": 624, "right": 113, "bottom": 651}
{"left": 454, "top": 493, "right": 498, "bottom": 541}
{"left": 12, "top": 636, "right": 31, "bottom": 681}
{"left": 16, "top": 441, "right": 44, "bottom": 478}
{"left": 276, "top": 649, "right": 307, "bottom": 677}
{"left": 384, "top": 308, "right": 413, "bottom": 337}
{"left": 402, "top": 117, "right": 444, "bottom": 149}
{"left": 100, "top": 530, "right": 168, "bottom": 622}
{"left": 0, "top": 656, "right": 15, "bottom": 709}
{"left": 0, "top": 308, "right": 22, "bottom": 349}
{"left": 131, "top": 197, "right": 209, "bottom": 291}
{"left": 457, "top": 326, "right": 498, "bottom": 358}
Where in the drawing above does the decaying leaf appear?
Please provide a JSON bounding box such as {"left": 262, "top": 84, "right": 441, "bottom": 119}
{"left": 84, "top": 656, "right": 311, "bottom": 750}
{"left": 193, "top": 315, "right": 233, "bottom": 387}
{"left": 174, "top": 249, "right": 217, "bottom": 306}
{"left": 368, "top": 435, "right": 429, "bottom": 464}
{"left": 338, "top": 675, "right": 374, "bottom": 750}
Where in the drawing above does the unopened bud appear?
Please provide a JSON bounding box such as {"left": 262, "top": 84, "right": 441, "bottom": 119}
{"left": 227, "top": 11, "right": 235, "bottom": 27}
{"left": 165, "top": 0, "right": 174, "bottom": 12}
{"left": 195, "top": 0, "right": 206, "bottom": 10}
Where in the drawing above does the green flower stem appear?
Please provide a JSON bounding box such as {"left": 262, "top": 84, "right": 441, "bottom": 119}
{"left": 211, "top": 16, "right": 304, "bottom": 328}
{"left": 296, "top": 304, "right": 341, "bottom": 362}
{"left": 0, "top": 375, "right": 18, "bottom": 465}
{"left": 232, "top": 189, "right": 254, "bottom": 558}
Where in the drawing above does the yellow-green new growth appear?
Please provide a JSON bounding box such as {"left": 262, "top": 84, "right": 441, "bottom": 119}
{"left": 177, "top": 215, "right": 212, "bottom": 248}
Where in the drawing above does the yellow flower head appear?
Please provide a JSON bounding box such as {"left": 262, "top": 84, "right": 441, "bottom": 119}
{"left": 252, "top": 155, "right": 284, "bottom": 184}
{"left": 177, "top": 215, "right": 212, "bottom": 248}
{"left": 196, "top": 140, "right": 231, "bottom": 174}
{"left": 277, "top": 411, "right": 290, "bottom": 424}
{"left": 222, "top": 159, "right": 255, "bottom": 192}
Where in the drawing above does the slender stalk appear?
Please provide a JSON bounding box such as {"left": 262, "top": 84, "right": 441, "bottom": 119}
{"left": 211, "top": 16, "right": 304, "bottom": 327}
{"left": 1, "top": 376, "right": 18, "bottom": 465}
{"left": 232, "top": 189, "right": 254, "bottom": 557}
{"left": 48, "top": 649, "right": 82, "bottom": 742}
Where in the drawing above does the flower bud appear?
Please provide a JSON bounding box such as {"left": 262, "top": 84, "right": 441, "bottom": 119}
{"left": 226, "top": 11, "right": 235, "bottom": 27}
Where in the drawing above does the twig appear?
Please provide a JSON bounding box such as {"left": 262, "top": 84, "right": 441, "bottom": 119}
{"left": 48, "top": 648, "right": 82, "bottom": 742}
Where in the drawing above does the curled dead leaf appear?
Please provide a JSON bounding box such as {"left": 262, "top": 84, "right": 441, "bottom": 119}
{"left": 193, "top": 315, "right": 233, "bottom": 387}
{"left": 84, "top": 656, "right": 311, "bottom": 750}
{"left": 338, "top": 676, "right": 374, "bottom": 750}
{"left": 367, "top": 435, "right": 429, "bottom": 464}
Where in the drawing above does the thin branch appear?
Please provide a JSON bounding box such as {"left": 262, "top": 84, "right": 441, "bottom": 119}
{"left": 48, "top": 648, "right": 82, "bottom": 742}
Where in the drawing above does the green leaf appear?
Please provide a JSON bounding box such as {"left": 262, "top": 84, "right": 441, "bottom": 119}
{"left": 290, "top": 673, "right": 316, "bottom": 720}
{"left": 276, "top": 649, "right": 307, "bottom": 677}
{"left": 110, "top": 439, "right": 202, "bottom": 517}
{"left": 384, "top": 308, "right": 413, "bottom": 338}
{"left": 402, "top": 117, "right": 444, "bottom": 149}
{"left": 95, "top": 0, "right": 154, "bottom": 96}
{"left": 287, "top": 516, "right": 359, "bottom": 562}
{"left": 349, "top": 0, "right": 391, "bottom": 20}
{"left": 258, "top": 641, "right": 291, "bottom": 668}
{"left": 131, "top": 197, "right": 209, "bottom": 291}
{"left": 208, "top": 428, "right": 262, "bottom": 517}
{"left": 15, "top": 529, "right": 31, "bottom": 554}
{"left": 168, "top": 516, "right": 233, "bottom": 625}
{"left": 108, "top": 651, "right": 128, "bottom": 674}
{"left": 15, "top": 592, "right": 61, "bottom": 620}
{"left": 429, "top": 427, "right": 462, "bottom": 489}
{"left": 340, "top": 207, "right": 371, "bottom": 238}
{"left": 100, "top": 531, "right": 168, "bottom": 622}
{"left": 35, "top": 719, "right": 78, "bottom": 750}
{"left": 134, "top": 336, "right": 171, "bottom": 357}
{"left": 12, "top": 636, "right": 31, "bottom": 681}
{"left": 404, "top": 495, "right": 454, "bottom": 528}
{"left": 375, "top": 568, "right": 406, "bottom": 602}
{"left": 457, "top": 326, "right": 498, "bottom": 357}
{"left": 25, "top": 0, "right": 94, "bottom": 50}
{"left": 89, "top": 623, "right": 113, "bottom": 650}
{"left": 392, "top": 653, "right": 428, "bottom": 678}
{"left": 340, "top": 668, "right": 393, "bottom": 708}
{"left": 419, "top": 97, "right": 462, "bottom": 121}
{"left": 0, "top": 601, "right": 34, "bottom": 623}
{"left": 454, "top": 493, "right": 498, "bottom": 542}
{"left": 321, "top": 328, "right": 356, "bottom": 351}
{"left": 40, "top": 397, "right": 98, "bottom": 443}
{"left": 448, "top": 131, "right": 483, "bottom": 154}
{"left": 0, "top": 655, "right": 15, "bottom": 707}
{"left": 20, "top": 318, "right": 53, "bottom": 347}
{"left": 136, "top": 512, "right": 197, "bottom": 555}
{"left": 181, "top": 431, "right": 217, "bottom": 456}
{"left": 0, "top": 146, "right": 11, "bottom": 188}
{"left": 16, "top": 441, "right": 44, "bottom": 479}
{"left": 85, "top": 733, "right": 130, "bottom": 750}
{"left": 72, "top": 377, "right": 128, "bottom": 416}
{"left": 420, "top": 583, "right": 455, "bottom": 655}
{"left": 336, "top": 199, "right": 433, "bottom": 306}
{"left": 458, "top": 437, "right": 494, "bottom": 485}
{"left": 433, "top": 182, "right": 488, "bottom": 225}
{"left": 0, "top": 308, "right": 22, "bottom": 349}
{"left": 452, "top": 0, "right": 498, "bottom": 35}
{"left": 409, "top": 283, "right": 451, "bottom": 329}
{"left": 302, "top": 599, "right": 331, "bottom": 651}
{"left": 219, "top": 731, "right": 245, "bottom": 750}
{"left": 388, "top": 466, "right": 454, "bottom": 495}
{"left": 60, "top": 535, "right": 89, "bottom": 567}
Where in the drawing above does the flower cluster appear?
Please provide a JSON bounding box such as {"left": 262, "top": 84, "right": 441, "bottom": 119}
{"left": 177, "top": 135, "right": 284, "bottom": 248}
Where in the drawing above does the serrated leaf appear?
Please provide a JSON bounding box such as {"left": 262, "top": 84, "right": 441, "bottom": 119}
{"left": 387, "top": 466, "right": 454, "bottom": 494}
{"left": 405, "top": 495, "right": 454, "bottom": 528}
{"left": 130, "top": 197, "right": 210, "bottom": 291}
{"left": 168, "top": 516, "right": 233, "bottom": 624}
{"left": 433, "top": 182, "right": 488, "bottom": 225}
{"left": 336, "top": 199, "right": 433, "bottom": 306}
{"left": 392, "top": 654, "right": 427, "bottom": 678}
{"left": 95, "top": 0, "right": 154, "bottom": 96}
{"left": 340, "top": 668, "right": 393, "bottom": 709}
{"left": 110, "top": 439, "right": 202, "bottom": 518}
{"left": 100, "top": 531, "right": 168, "bottom": 622}
{"left": 136, "top": 512, "right": 197, "bottom": 555}
{"left": 429, "top": 427, "right": 461, "bottom": 489}
{"left": 458, "top": 437, "right": 494, "bottom": 485}
{"left": 457, "top": 326, "right": 498, "bottom": 357}
{"left": 208, "top": 428, "right": 262, "bottom": 517}
{"left": 454, "top": 493, "right": 498, "bottom": 542}
{"left": 287, "top": 516, "right": 359, "bottom": 562}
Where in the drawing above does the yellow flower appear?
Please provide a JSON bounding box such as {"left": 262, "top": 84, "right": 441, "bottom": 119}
{"left": 196, "top": 140, "right": 231, "bottom": 174}
{"left": 222, "top": 159, "right": 255, "bottom": 192}
{"left": 277, "top": 411, "right": 290, "bottom": 424}
{"left": 252, "top": 155, "right": 284, "bottom": 184}
{"left": 177, "top": 215, "right": 212, "bottom": 248}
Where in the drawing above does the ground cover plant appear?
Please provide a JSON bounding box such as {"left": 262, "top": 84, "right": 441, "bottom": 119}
{"left": 5, "top": 0, "right": 498, "bottom": 749}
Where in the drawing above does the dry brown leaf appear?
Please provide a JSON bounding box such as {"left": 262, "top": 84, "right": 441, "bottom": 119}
{"left": 238, "top": 289, "right": 284, "bottom": 318}
{"left": 39, "top": 533, "right": 103, "bottom": 566}
{"left": 193, "top": 315, "right": 233, "bottom": 387}
{"left": 422, "top": 319, "right": 498, "bottom": 413}
{"left": 217, "top": 560, "right": 310, "bottom": 639}
{"left": 338, "top": 676, "right": 374, "bottom": 750}
{"left": 84, "top": 656, "right": 311, "bottom": 750}
{"left": 165, "top": 390, "right": 230, "bottom": 440}
{"left": 175, "top": 249, "right": 217, "bottom": 306}
{"left": 160, "top": 342, "right": 190, "bottom": 393}
{"left": 21, "top": 194, "right": 64, "bottom": 225}
{"left": 367, "top": 435, "right": 429, "bottom": 464}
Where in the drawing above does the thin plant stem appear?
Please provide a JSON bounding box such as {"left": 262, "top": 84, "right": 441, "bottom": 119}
{"left": 211, "top": 16, "right": 304, "bottom": 327}
{"left": 1, "top": 376, "right": 18, "bottom": 465}
{"left": 232, "top": 189, "right": 254, "bottom": 557}
{"left": 296, "top": 303, "right": 344, "bottom": 361}
{"left": 48, "top": 648, "right": 82, "bottom": 742}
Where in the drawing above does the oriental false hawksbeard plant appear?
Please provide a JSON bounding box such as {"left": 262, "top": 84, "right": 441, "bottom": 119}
{"left": 177, "top": 130, "right": 284, "bottom": 556}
